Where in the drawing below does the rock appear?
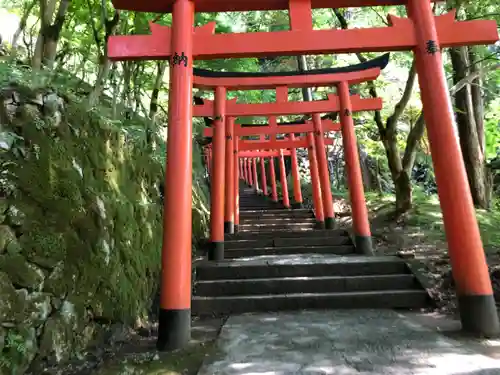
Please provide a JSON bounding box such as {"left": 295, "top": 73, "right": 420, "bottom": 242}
{"left": 0, "top": 326, "right": 5, "bottom": 352}
{"left": 72, "top": 323, "right": 97, "bottom": 354}
{"left": 137, "top": 326, "right": 151, "bottom": 337}
{"left": 0, "top": 254, "right": 45, "bottom": 290}
{"left": 0, "top": 272, "right": 18, "bottom": 323}
{"left": 104, "top": 323, "right": 130, "bottom": 345}
{"left": 24, "top": 292, "right": 52, "bottom": 327}
{"left": 0, "top": 199, "right": 8, "bottom": 214}
{"left": 43, "top": 93, "right": 63, "bottom": 117}
{"left": 5, "top": 206, "right": 24, "bottom": 227}
{"left": 0, "top": 225, "right": 17, "bottom": 254}
{"left": 43, "top": 262, "right": 67, "bottom": 297}
{"left": 26, "top": 254, "right": 60, "bottom": 270}
{"left": 0, "top": 198, "right": 7, "bottom": 222}
{"left": 60, "top": 300, "right": 78, "bottom": 329}
{"left": 0, "top": 131, "right": 18, "bottom": 152}
{"left": 51, "top": 297, "right": 62, "bottom": 310}
{"left": 396, "top": 250, "right": 415, "bottom": 259}
{"left": 5, "top": 237, "right": 22, "bottom": 255}
{"left": 39, "top": 316, "right": 74, "bottom": 365}
{"left": 29, "top": 92, "right": 44, "bottom": 106}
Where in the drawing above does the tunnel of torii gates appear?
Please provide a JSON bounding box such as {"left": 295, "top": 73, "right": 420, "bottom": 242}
{"left": 203, "top": 118, "right": 341, "bottom": 228}
{"left": 195, "top": 56, "right": 387, "bottom": 259}
{"left": 108, "top": 0, "right": 500, "bottom": 351}
{"left": 203, "top": 128, "right": 338, "bottom": 229}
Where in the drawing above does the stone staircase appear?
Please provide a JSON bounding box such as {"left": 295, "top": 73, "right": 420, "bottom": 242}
{"left": 192, "top": 184, "right": 430, "bottom": 316}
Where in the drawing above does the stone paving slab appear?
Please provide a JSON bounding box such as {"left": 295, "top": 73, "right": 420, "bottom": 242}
{"left": 197, "top": 254, "right": 403, "bottom": 267}
{"left": 197, "top": 310, "right": 500, "bottom": 375}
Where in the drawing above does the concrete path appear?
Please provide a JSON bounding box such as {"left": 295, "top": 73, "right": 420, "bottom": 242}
{"left": 197, "top": 310, "right": 500, "bottom": 375}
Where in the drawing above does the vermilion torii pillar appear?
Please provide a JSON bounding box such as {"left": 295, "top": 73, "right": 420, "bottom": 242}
{"left": 247, "top": 158, "right": 252, "bottom": 186}
{"left": 260, "top": 157, "right": 268, "bottom": 197}
{"left": 233, "top": 135, "right": 240, "bottom": 232}
{"left": 109, "top": 0, "right": 499, "bottom": 349}
{"left": 245, "top": 158, "right": 249, "bottom": 184}
{"left": 407, "top": 0, "right": 499, "bottom": 335}
{"left": 269, "top": 156, "right": 278, "bottom": 202}
{"left": 224, "top": 116, "right": 235, "bottom": 234}
{"left": 307, "top": 132, "right": 325, "bottom": 228}
{"left": 289, "top": 133, "right": 303, "bottom": 209}
{"left": 252, "top": 158, "right": 259, "bottom": 193}
{"left": 338, "top": 82, "right": 372, "bottom": 255}
{"left": 278, "top": 149, "right": 290, "bottom": 208}
{"left": 209, "top": 86, "right": 226, "bottom": 261}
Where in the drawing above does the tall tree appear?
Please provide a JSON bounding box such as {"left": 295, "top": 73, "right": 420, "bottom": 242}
{"left": 334, "top": 9, "right": 426, "bottom": 214}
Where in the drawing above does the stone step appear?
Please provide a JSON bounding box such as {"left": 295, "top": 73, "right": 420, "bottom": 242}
{"left": 240, "top": 217, "right": 317, "bottom": 224}
{"left": 224, "top": 235, "right": 352, "bottom": 249}
{"left": 192, "top": 289, "right": 429, "bottom": 316}
{"left": 226, "top": 229, "right": 349, "bottom": 241}
{"left": 196, "top": 256, "right": 409, "bottom": 280}
{"left": 239, "top": 206, "right": 285, "bottom": 211}
{"left": 195, "top": 274, "right": 418, "bottom": 296}
{"left": 223, "top": 245, "right": 355, "bottom": 259}
{"left": 239, "top": 209, "right": 313, "bottom": 217}
{"left": 238, "top": 223, "right": 318, "bottom": 232}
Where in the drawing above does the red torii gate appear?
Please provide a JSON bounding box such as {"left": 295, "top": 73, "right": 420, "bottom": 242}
{"left": 108, "top": 0, "right": 499, "bottom": 349}
{"left": 195, "top": 62, "right": 384, "bottom": 236}
{"left": 204, "top": 121, "right": 336, "bottom": 242}
{"left": 197, "top": 85, "right": 379, "bottom": 259}
{"left": 204, "top": 118, "right": 340, "bottom": 227}
{"left": 239, "top": 135, "right": 335, "bottom": 207}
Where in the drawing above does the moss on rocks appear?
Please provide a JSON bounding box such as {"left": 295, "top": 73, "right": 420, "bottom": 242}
{"left": 0, "top": 63, "right": 210, "bottom": 374}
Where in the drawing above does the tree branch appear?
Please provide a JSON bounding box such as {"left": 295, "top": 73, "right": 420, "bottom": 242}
{"left": 86, "top": 0, "right": 101, "bottom": 49}
{"left": 402, "top": 112, "right": 425, "bottom": 173}
{"left": 385, "top": 59, "right": 417, "bottom": 133}
{"left": 449, "top": 63, "right": 499, "bottom": 96}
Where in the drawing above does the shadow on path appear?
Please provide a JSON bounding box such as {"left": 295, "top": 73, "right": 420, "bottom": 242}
{"left": 197, "top": 310, "right": 500, "bottom": 375}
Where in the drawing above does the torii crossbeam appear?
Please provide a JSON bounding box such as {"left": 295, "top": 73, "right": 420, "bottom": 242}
{"left": 203, "top": 119, "right": 340, "bottom": 137}
{"left": 108, "top": 12, "right": 497, "bottom": 60}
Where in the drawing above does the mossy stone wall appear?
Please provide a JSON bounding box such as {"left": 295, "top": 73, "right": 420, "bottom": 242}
{"left": 0, "top": 82, "right": 171, "bottom": 374}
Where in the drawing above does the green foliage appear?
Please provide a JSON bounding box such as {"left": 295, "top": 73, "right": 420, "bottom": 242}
{"left": 0, "top": 331, "right": 27, "bottom": 372}
{"left": 485, "top": 97, "right": 500, "bottom": 160}
{"left": 365, "top": 186, "right": 500, "bottom": 248}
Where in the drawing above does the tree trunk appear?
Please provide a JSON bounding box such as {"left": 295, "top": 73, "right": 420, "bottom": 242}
{"left": 121, "top": 61, "right": 133, "bottom": 119}
{"left": 449, "top": 47, "right": 489, "bottom": 209}
{"left": 43, "top": 0, "right": 72, "bottom": 69}
{"left": 88, "top": 57, "right": 112, "bottom": 106}
{"left": 11, "top": 0, "right": 37, "bottom": 52}
{"left": 87, "top": 10, "right": 120, "bottom": 107}
{"left": 468, "top": 48, "right": 485, "bottom": 155}
{"left": 32, "top": 0, "right": 58, "bottom": 70}
{"left": 109, "top": 63, "right": 118, "bottom": 118}
{"left": 148, "top": 61, "right": 167, "bottom": 145}
{"left": 358, "top": 145, "right": 373, "bottom": 190}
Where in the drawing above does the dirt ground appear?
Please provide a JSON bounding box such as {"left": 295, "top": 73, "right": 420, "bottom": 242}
{"left": 335, "top": 195, "right": 500, "bottom": 319}
{"left": 32, "top": 317, "right": 225, "bottom": 375}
